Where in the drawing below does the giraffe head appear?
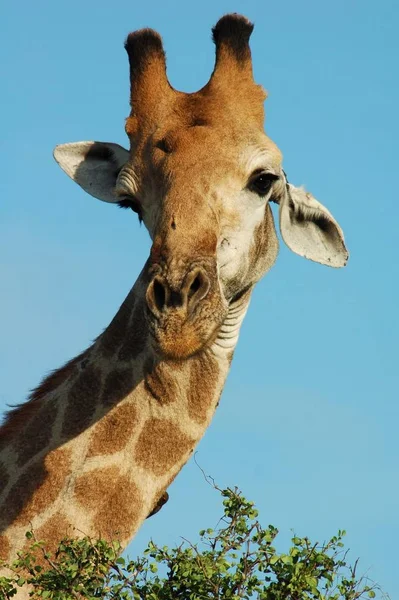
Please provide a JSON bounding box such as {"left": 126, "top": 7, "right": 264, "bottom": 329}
{"left": 54, "top": 14, "right": 348, "bottom": 360}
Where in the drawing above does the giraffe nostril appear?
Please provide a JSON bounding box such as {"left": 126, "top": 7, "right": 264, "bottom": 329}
{"left": 153, "top": 278, "right": 166, "bottom": 312}
{"left": 188, "top": 274, "right": 202, "bottom": 300}
{"left": 185, "top": 268, "right": 210, "bottom": 312}
{"left": 147, "top": 268, "right": 211, "bottom": 317}
{"left": 146, "top": 276, "right": 170, "bottom": 316}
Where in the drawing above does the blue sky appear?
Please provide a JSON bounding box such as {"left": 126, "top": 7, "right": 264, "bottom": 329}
{"left": 1, "top": 0, "right": 398, "bottom": 596}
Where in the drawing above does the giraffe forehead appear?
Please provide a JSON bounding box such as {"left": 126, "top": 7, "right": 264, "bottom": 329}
{"left": 128, "top": 91, "right": 278, "bottom": 179}
{"left": 145, "top": 126, "right": 283, "bottom": 186}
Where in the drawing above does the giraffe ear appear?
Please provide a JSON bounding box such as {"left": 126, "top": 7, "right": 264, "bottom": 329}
{"left": 53, "top": 141, "right": 129, "bottom": 203}
{"left": 278, "top": 184, "right": 349, "bottom": 268}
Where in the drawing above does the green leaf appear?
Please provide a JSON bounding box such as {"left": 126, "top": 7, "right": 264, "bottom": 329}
{"left": 2, "top": 486, "right": 387, "bottom": 600}
{"left": 292, "top": 537, "right": 302, "bottom": 545}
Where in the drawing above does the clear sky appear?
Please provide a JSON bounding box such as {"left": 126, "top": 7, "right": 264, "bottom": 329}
{"left": 1, "top": 0, "right": 398, "bottom": 596}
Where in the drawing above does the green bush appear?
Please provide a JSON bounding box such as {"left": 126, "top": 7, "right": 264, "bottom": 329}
{"left": 0, "top": 485, "right": 389, "bottom": 599}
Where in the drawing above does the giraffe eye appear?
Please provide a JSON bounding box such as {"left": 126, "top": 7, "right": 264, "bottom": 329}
{"left": 249, "top": 172, "right": 279, "bottom": 197}
{"left": 117, "top": 196, "right": 143, "bottom": 221}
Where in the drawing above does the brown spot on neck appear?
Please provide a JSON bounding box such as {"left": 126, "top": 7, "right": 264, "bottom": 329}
{"left": 0, "top": 462, "right": 9, "bottom": 491}
{"left": 118, "top": 302, "right": 147, "bottom": 361}
{"left": 74, "top": 466, "right": 142, "bottom": 542}
{"left": 61, "top": 364, "right": 102, "bottom": 440}
{"left": 101, "top": 367, "right": 135, "bottom": 409}
{"left": 16, "top": 399, "right": 58, "bottom": 466}
{"left": 33, "top": 513, "right": 74, "bottom": 562}
{"left": 0, "top": 534, "right": 10, "bottom": 561}
{"left": 99, "top": 297, "right": 135, "bottom": 359}
{"left": 143, "top": 357, "right": 183, "bottom": 405}
{"left": 0, "top": 447, "right": 71, "bottom": 529}
{"left": 86, "top": 401, "right": 138, "bottom": 457}
{"left": 187, "top": 353, "right": 220, "bottom": 424}
{"left": 135, "top": 418, "right": 194, "bottom": 476}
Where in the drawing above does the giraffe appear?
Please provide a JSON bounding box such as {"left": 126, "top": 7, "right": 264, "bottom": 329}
{"left": 0, "top": 13, "right": 348, "bottom": 595}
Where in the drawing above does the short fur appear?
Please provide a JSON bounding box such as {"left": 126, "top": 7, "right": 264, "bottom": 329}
{"left": 212, "top": 13, "right": 254, "bottom": 61}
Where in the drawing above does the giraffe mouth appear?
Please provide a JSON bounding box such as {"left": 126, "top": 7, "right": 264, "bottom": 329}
{"left": 143, "top": 249, "right": 231, "bottom": 359}
{"left": 146, "top": 291, "right": 229, "bottom": 360}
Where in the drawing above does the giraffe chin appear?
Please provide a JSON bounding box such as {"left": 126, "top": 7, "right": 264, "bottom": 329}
{"left": 152, "top": 313, "right": 222, "bottom": 360}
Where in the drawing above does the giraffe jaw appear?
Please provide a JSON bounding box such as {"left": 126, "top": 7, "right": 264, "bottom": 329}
{"left": 147, "top": 297, "right": 229, "bottom": 360}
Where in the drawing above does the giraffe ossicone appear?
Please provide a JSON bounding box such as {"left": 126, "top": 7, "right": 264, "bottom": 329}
{"left": 0, "top": 13, "right": 348, "bottom": 596}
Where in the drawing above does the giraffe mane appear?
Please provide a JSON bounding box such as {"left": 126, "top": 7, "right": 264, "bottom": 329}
{"left": 0, "top": 350, "right": 88, "bottom": 446}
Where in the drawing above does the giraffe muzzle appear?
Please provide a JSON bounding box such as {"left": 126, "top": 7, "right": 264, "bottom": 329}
{"left": 145, "top": 262, "right": 228, "bottom": 359}
{"left": 146, "top": 267, "right": 211, "bottom": 318}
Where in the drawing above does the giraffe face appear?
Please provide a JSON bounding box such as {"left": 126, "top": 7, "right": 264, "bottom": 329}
{"left": 114, "top": 120, "right": 284, "bottom": 358}
{"left": 54, "top": 15, "right": 348, "bottom": 359}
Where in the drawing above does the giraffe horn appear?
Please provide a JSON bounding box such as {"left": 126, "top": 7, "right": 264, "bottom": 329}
{"left": 124, "top": 28, "right": 174, "bottom": 124}
{"left": 210, "top": 14, "right": 255, "bottom": 85}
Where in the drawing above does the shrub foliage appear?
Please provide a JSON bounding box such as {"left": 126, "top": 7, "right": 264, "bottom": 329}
{"left": 0, "top": 485, "right": 389, "bottom": 599}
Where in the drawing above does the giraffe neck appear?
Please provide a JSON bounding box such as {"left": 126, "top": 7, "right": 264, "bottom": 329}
{"left": 0, "top": 268, "right": 251, "bottom": 572}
